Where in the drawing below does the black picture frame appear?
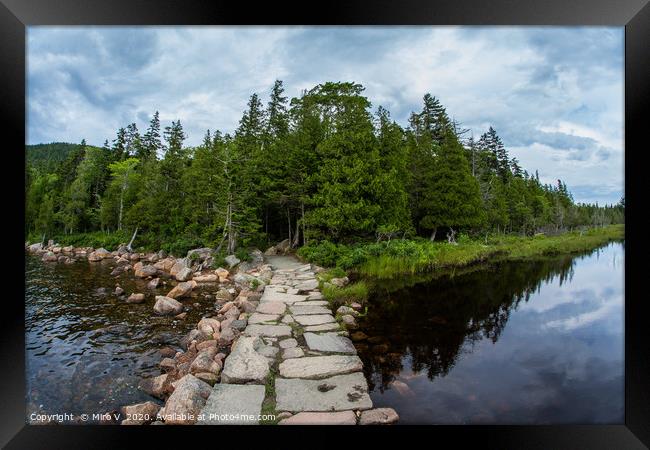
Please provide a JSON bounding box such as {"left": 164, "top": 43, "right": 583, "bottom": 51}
{"left": 2, "top": 0, "right": 648, "bottom": 447}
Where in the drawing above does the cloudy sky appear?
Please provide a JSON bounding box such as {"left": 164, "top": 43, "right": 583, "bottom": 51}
{"left": 27, "top": 26, "right": 624, "bottom": 205}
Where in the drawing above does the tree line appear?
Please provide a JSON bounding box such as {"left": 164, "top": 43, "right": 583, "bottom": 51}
{"left": 25, "top": 80, "right": 624, "bottom": 255}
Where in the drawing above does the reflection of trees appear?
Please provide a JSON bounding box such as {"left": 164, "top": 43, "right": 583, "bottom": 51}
{"left": 360, "top": 253, "right": 581, "bottom": 392}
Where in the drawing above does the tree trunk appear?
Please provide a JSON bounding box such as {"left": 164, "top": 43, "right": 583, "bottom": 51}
{"left": 118, "top": 193, "right": 124, "bottom": 231}
{"left": 292, "top": 218, "right": 300, "bottom": 248}
{"left": 301, "top": 202, "right": 306, "bottom": 246}
{"left": 126, "top": 227, "right": 138, "bottom": 252}
{"left": 430, "top": 228, "right": 437, "bottom": 242}
{"left": 287, "top": 207, "right": 292, "bottom": 243}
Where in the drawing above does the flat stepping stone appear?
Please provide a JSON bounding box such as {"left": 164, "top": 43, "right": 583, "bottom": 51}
{"left": 197, "top": 384, "right": 265, "bottom": 425}
{"left": 304, "top": 323, "right": 341, "bottom": 332}
{"left": 281, "top": 315, "right": 295, "bottom": 324}
{"left": 221, "top": 336, "right": 269, "bottom": 384}
{"left": 282, "top": 347, "right": 304, "bottom": 359}
{"left": 278, "top": 411, "right": 356, "bottom": 425}
{"left": 307, "top": 293, "right": 325, "bottom": 300}
{"left": 258, "top": 345, "right": 279, "bottom": 358}
{"left": 278, "top": 355, "right": 363, "bottom": 379}
{"left": 279, "top": 338, "right": 298, "bottom": 349}
{"left": 260, "top": 291, "right": 308, "bottom": 304}
{"left": 256, "top": 302, "right": 286, "bottom": 315}
{"left": 303, "top": 332, "right": 357, "bottom": 354}
{"left": 248, "top": 313, "right": 280, "bottom": 324}
{"left": 244, "top": 324, "right": 292, "bottom": 337}
{"left": 275, "top": 372, "right": 372, "bottom": 412}
{"left": 290, "top": 305, "right": 331, "bottom": 315}
{"left": 294, "top": 314, "right": 336, "bottom": 326}
{"left": 295, "top": 279, "right": 319, "bottom": 292}
{"left": 301, "top": 300, "right": 328, "bottom": 306}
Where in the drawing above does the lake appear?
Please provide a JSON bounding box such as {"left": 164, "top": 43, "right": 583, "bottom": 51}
{"left": 354, "top": 241, "right": 624, "bottom": 424}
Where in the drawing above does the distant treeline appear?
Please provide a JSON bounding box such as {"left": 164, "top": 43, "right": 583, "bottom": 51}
{"left": 25, "top": 81, "right": 624, "bottom": 255}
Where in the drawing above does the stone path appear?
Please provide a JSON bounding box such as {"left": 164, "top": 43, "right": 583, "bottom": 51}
{"left": 198, "top": 255, "right": 394, "bottom": 425}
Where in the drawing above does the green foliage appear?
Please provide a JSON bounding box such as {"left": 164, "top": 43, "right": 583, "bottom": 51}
{"left": 51, "top": 230, "right": 132, "bottom": 249}
{"left": 322, "top": 281, "right": 369, "bottom": 305}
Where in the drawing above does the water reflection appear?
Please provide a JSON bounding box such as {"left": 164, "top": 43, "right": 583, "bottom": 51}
{"left": 357, "top": 242, "right": 624, "bottom": 424}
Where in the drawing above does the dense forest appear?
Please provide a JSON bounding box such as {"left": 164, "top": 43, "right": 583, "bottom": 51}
{"left": 25, "top": 81, "right": 624, "bottom": 256}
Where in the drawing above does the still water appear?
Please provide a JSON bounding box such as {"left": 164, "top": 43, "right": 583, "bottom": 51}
{"left": 356, "top": 242, "right": 624, "bottom": 424}
{"left": 25, "top": 256, "right": 216, "bottom": 421}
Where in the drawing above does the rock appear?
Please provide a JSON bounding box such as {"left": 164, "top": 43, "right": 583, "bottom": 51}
{"left": 180, "top": 329, "right": 211, "bottom": 350}
{"left": 138, "top": 374, "right": 169, "bottom": 399}
{"left": 197, "top": 384, "right": 265, "bottom": 425}
{"left": 126, "top": 293, "right": 145, "bottom": 304}
{"left": 135, "top": 264, "right": 158, "bottom": 278}
{"left": 159, "top": 346, "right": 176, "bottom": 358}
{"left": 197, "top": 318, "right": 220, "bottom": 335}
{"left": 257, "top": 345, "right": 279, "bottom": 359}
{"left": 278, "top": 355, "right": 363, "bottom": 379}
{"left": 359, "top": 408, "right": 399, "bottom": 425}
{"left": 218, "top": 327, "right": 236, "bottom": 346}
{"left": 224, "top": 254, "right": 241, "bottom": 268}
{"left": 166, "top": 280, "right": 197, "bottom": 299}
{"left": 340, "top": 314, "right": 357, "bottom": 328}
{"left": 159, "top": 358, "right": 177, "bottom": 372}
{"left": 194, "top": 372, "right": 218, "bottom": 385}
{"left": 158, "top": 374, "right": 212, "bottom": 424}
{"left": 129, "top": 253, "right": 140, "bottom": 261}
{"left": 277, "top": 412, "right": 292, "bottom": 420}
{"left": 223, "top": 306, "right": 241, "bottom": 320}
{"left": 175, "top": 312, "right": 187, "bottom": 320}
{"left": 28, "top": 243, "right": 43, "bottom": 252}
{"left": 243, "top": 324, "right": 292, "bottom": 338}
{"left": 259, "top": 291, "right": 308, "bottom": 304}
{"left": 256, "top": 302, "right": 286, "bottom": 315}
{"left": 175, "top": 267, "right": 193, "bottom": 282}
{"left": 154, "top": 257, "right": 175, "bottom": 272}
{"left": 281, "top": 315, "right": 295, "bottom": 324}
{"left": 186, "top": 248, "right": 213, "bottom": 262}
{"left": 190, "top": 349, "right": 222, "bottom": 375}
{"left": 276, "top": 239, "right": 291, "bottom": 254}
{"left": 220, "top": 336, "right": 269, "bottom": 384}
{"left": 230, "top": 319, "right": 247, "bottom": 331}
{"left": 88, "top": 248, "right": 111, "bottom": 262}
{"left": 294, "top": 314, "right": 336, "bottom": 326}
{"left": 233, "top": 273, "right": 260, "bottom": 288}
{"left": 169, "top": 259, "right": 189, "bottom": 278}
{"left": 110, "top": 266, "right": 125, "bottom": 276}
{"left": 193, "top": 274, "right": 218, "bottom": 283}
{"left": 291, "top": 304, "right": 331, "bottom": 315}
{"left": 248, "top": 313, "right": 280, "bottom": 324}
{"left": 120, "top": 401, "right": 161, "bottom": 425}
{"left": 336, "top": 305, "right": 358, "bottom": 316}
{"left": 215, "top": 289, "right": 233, "bottom": 302}
{"left": 42, "top": 252, "right": 58, "bottom": 262}
{"left": 389, "top": 380, "right": 414, "bottom": 397}
{"left": 307, "top": 292, "right": 325, "bottom": 301}
{"left": 147, "top": 278, "right": 161, "bottom": 289}
{"left": 282, "top": 347, "right": 304, "bottom": 359}
{"left": 153, "top": 296, "right": 184, "bottom": 316}
{"left": 264, "top": 246, "right": 278, "bottom": 256}
{"left": 275, "top": 372, "right": 372, "bottom": 412}
{"left": 303, "top": 332, "right": 357, "bottom": 354}
{"left": 350, "top": 331, "right": 368, "bottom": 341}
{"left": 114, "top": 286, "right": 124, "bottom": 296}
{"left": 215, "top": 267, "right": 229, "bottom": 282}
{"left": 196, "top": 340, "right": 218, "bottom": 352}
{"left": 279, "top": 338, "right": 298, "bottom": 349}
{"left": 236, "top": 298, "right": 257, "bottom": 314}
{"left": 295, "top": 279, "right": 319, "bottom": 292}
{"left": 350, "top": 302, "right": 362, "bottom": 310}
{"left": 330, "top": 277, "right": 349, "bottom": 287}
{"left": 279, "top": 411, "right": 357, "bottom": 425}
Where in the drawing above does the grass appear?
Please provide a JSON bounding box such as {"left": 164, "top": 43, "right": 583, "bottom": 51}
{"left": 301, "top": 224, "right": 624, "bottom": 280}
{"left": 316, "top": 268, "right": 370, "bottom": 306}
{"left": 259, "top": 370, "right": 279, "bottom": 425}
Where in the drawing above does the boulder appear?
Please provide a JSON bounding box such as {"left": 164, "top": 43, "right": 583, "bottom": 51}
{"left": 224, "top": 255, "right": 241, "bottom": 268}
{"left": 135, "top": 263, "right": 158, "bottom": 278}
{"left": 336, "top": 305, "right": 358, "bottom": 317}
{"left": 186, "top": 248, "right": 213, "bottom": 261}
{"left": 215, "top": 268, "right": 229, "bottom": 282}
{"left": 330, "top": 277, "right": 350, "bottom": 287}
{"left": 120, "top": 401, "right": 161, "bottom": 425}
{"left": 170, "top": 259, "right": 189, "bottom": 278}
{"left": 159, "top": 358, "right": 177, "bottom": 372}
{"left": 158, "top": 374, "right": 212, "bottom": 425}
{"left": 175, "top": 267, "right": 193, "bottom": 282}
{"left": 215, "top": 289, "right": 234, "bottom": 302}
{"left": 190, "top": 348, "right": 222, "bottom": 375}
{"left": 28, "top": 243, "right": 43, "bottom": 252}
{"left": 193, "top": 274, "right": 218, "bottom": 283}
{"left": 147, "top": 278, "right": 161, "bottom": 289}
{"left": 264, "top": 246, "right": 278, "bottom": 256}
{"left": 88, "top": 248, "right": 111, "bottom": 262}
{"left": 197, "top": 318, "right": 221, "bottom": 335}
{"left": 276, "top": 239, "right": 291, "bottom": 254}
{"left": 114, "top": 286, "right": 124, "bottom": 296}
{"left": 41, "top": 252, "right": 58, "bottom": 262}
{"left": 153, "top": 296, "right": 184, "bottom": 316}
{"left": 180, "top": 329, "right": 211, "bottom": 350}
{"left": 154, "top": 257, "right": 175, "bottom": 272}
{"left": 166, "top": 280, "right": 197, "bottom": 299}
{"left": 126, "top": 293, "right": 145, "bottom": 304}
{"left": 138, "top": 373, "right": 170, "bottom": 399}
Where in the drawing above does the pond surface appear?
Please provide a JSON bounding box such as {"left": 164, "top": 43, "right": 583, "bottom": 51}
{"left": 356, "top": 242, "right": 624, "bottom": 424}
{"left": 25, "top": 256, "right": 218, "bottom": 423}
